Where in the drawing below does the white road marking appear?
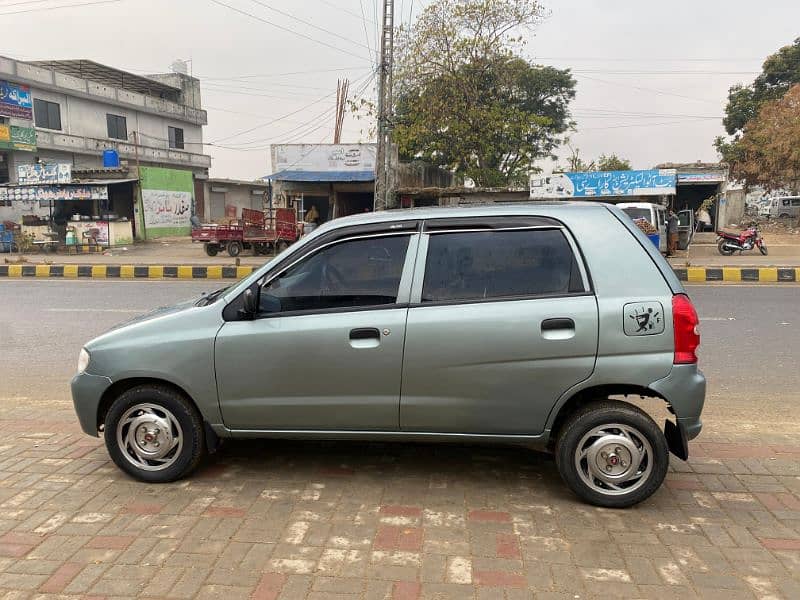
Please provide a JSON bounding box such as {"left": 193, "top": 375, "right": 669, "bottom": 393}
{"left": 44, "top": 308, "right": 144, "bottom": 313}
{"left": 700, "top": 317, "right": 736, "bottom": 321}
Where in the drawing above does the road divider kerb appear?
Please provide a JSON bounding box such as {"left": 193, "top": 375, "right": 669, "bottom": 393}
{"left": 0, "top": 264, "right": 258, "bottom": 280}
{"left": 0, "top": 264, "right": 798, "bottom": 282}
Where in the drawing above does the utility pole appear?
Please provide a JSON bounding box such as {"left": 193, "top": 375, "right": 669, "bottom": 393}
{"left": 374, "top": 0, "right": 394, "bottom": 211}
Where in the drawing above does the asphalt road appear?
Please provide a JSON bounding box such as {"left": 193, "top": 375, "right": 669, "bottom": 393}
{"left": 1, "top": 280, "right": 797, "bottom": 427}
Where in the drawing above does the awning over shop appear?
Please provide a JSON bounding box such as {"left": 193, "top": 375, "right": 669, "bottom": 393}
{"left": 265, "top": 170, "right": 375, "bottom": 183}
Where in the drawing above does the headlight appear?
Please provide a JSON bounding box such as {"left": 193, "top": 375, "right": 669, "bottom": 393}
{"left": 77, "top": 348, "right": 90, "bottom": 373}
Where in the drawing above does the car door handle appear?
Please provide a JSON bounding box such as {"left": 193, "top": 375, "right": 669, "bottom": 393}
{"left": 541, "top": 318, "right": 575, "bottom": 340}
{"left": 541, "top": 318, "right": 575, "bottom": 331}
{"left": 349, "top": 328, "right": 380, "bottom": 340}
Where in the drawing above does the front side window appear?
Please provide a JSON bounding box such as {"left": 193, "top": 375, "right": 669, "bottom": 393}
{"left": 33, "top": 99, "right": 61, "bottom": 130}
{"left": 168, "top": 126, "right": 184, "bottom": 149}
{"left": 106, "top": 114, "right": 127, "bottom": 140}
{"left": 422, "top": 229, "right": 585, "bottom": 303}
{"left": 259, "top": 235, "right": 410, "bottom": 314}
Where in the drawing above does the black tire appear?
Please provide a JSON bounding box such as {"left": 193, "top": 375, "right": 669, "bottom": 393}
{"left": 204, "top": 243, "right": 219, "bottom": 257}
{"left": 276, "top": 240, "right": 289, "bottom": 253}
{"left": 104, "top": 384, "right": 205, "bottom": 483}
{"left": 759, "top": 244, "right": 768, "bottom": 256}
{"left": 717, "top": 238, "right": 735, "bottom": 256}
{"left": 555, "top": 400, "right": 669, "bottom": 508}
{"left": 227, "top": 241, "right": 242, "bottom": 257}
{"left": 779, "top": 213, "right": 790, "bottom": 219}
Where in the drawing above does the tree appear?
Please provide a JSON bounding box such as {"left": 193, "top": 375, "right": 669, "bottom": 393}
{"left": 722, "top": 38, "right": 800, "bottom": 136}
{"left": 557, "top": 144, "right": 630, "bottom": 172}
{"left": 725, "top": 83, "right": 800, "bottom": 191}
{"left": 392, "top": 0, "right": 575, "bottom": 186}
{"left": 595, "top": 153, "right": 632, "bottom": 171}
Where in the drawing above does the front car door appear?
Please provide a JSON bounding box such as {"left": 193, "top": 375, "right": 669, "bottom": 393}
{"left": 400, "top": 218, "right": 599, "bottom": 435}
{"left": 215, "top": 229, "right": 418, "bottom": 431}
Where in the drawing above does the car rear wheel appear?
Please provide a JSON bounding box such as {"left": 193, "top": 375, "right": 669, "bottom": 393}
{"left": 555, "top": 400, "right": 669, "bottom": 508}
{"left": 104, "top": 385, "right": 205, "bottom": 483}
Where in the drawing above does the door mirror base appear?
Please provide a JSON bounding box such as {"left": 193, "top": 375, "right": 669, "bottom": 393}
{"left": 239, "top": 288, "right": 257, "bottom": 320}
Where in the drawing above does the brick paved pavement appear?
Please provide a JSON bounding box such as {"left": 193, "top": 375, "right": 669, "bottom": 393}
{"left": 1, "top": 396, "right": 799, "bottom": 599}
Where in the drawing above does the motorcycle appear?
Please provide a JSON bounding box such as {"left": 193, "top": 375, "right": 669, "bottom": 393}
{"left": 716, "top": 225, "right": 768, "bottom": 256}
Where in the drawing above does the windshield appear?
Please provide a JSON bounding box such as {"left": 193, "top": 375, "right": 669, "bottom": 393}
{"left": 621, "top": 208, "right": 652, "bottom": 223}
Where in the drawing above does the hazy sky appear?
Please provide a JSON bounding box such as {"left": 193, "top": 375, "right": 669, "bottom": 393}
{"left": 2, "top": 0, "right": 799, "bottom": 179}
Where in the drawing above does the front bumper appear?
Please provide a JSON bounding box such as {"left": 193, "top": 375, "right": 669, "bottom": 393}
{"left": 71, "top": 372, "right": 113, "bottom": 436}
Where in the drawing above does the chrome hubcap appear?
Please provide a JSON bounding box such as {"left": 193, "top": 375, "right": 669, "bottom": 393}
{"left": 117, "top": 403, "right": 182, "bottom": 471}
{"left": 574, "top": 424, "right": 652, "bottom": 496}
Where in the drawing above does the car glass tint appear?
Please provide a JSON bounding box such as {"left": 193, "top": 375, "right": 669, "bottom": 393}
{"left": 261, "top": 235, "right": 410, "bottom": 313}
{"left": 422, "top": 229, "right": 583, "bottom": 302}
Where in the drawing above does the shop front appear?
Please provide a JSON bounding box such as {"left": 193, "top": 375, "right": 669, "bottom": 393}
{"left": 0, "top": 180, "right": 135, "bottom": 248}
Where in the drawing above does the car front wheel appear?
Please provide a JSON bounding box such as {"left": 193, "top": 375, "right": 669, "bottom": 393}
{"left": 104, "top": 385, "right": 205, "bottom": 483}
{"left": 555, "top": 400, "right": 669, "bottom": 508}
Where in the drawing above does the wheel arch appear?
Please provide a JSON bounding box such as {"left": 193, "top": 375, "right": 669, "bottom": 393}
{"left": 546, "top": 384, "right": 668, "bottom": 450}
{"left": 97, "top": 377, "right": 220, "bottom": 452}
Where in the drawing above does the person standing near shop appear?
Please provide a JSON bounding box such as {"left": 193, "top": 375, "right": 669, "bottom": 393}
{"left": 666, "top": 209, "right": 679, "bottom": 256}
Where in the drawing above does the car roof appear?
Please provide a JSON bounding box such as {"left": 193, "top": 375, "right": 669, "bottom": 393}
{"left": 326, "top": 201, "right": 610, "bottom": 228}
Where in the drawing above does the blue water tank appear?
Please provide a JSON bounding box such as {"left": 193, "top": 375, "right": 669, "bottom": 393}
{"left": 103, "top": 149, "right": 120, "bottom": 168}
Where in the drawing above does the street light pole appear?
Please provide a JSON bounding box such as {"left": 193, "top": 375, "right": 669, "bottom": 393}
{"left": 374, "top": 0, "right": 395, "bottom": 211}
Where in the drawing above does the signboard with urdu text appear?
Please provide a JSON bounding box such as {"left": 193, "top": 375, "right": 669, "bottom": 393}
{"left": 272, "top": 143, "right": 376, "bottom": 172}
{"left": 530, "top": 169, "right": 677, "bottom": 199}
{"left": 0, "top": 185, "right": 108, "bottom": 202}
{"left": 17, "top": 163, "right": 71, "bottom": 184}
{"left": 0, "top": 124, "right": 36, "bottom": 151}
{"left": 139, "top": 167, "right": 193, "bottom": 237}
{"left": 0, "top": 80, "right": 33, "bottom": 119}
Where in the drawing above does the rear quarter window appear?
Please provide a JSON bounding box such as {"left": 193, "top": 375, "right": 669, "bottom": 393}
{"left": 422, "top": 228, "right": 586, "bottom": 302}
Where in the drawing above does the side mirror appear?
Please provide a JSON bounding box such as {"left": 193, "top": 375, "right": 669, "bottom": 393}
{"left": 240, "top": 288, "right": 257, "bottom": 319}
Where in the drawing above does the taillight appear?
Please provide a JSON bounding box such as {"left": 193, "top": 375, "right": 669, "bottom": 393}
{"left": 672, "top": 294, "right": 699, "bottom": 364}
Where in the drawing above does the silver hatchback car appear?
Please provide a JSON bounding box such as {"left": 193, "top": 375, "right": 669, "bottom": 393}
{"left": 72, "top": 203, "right": 705, "bottom": 508}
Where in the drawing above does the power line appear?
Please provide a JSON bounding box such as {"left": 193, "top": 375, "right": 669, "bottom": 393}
{"left": 568, "top": 69, "right": 759, "bottom": 76}
{"left": 536, "top": 56, "right": 763, "bottom": 63}
{"left": 0, "top": 0, "right": 121, "bottom": 15}
{"left": 187, "top": 66, "right": 371, "bottom": 82}
{"left": 218, "top": 73, "right": 376, "bottom": 149}
{"left": 208, "top": 0, "right": 371, "bottom": 63}
{"left": 574, "top": 74, "right": 720, "bottom": 105}
{"left": 359, "top": 0, "right": 374, "bottom": 64}
{"left": 318, "top": 0, "right": 374, "bottom": 23}
{"left": 579, "top": 118, "right": 721, "bottom": 131}
{"left": 247, "top": 0, "right": 372, "bottom": 53}
{"left": 210, "top": 70, "right": 374, "bottom": 144}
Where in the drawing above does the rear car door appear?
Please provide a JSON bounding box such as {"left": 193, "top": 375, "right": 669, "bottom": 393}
{"left": 400, "top": 218, "right": 598, "bottom": 435}
{"left": 215, "top": 229, "right": 418, "bottom": 431}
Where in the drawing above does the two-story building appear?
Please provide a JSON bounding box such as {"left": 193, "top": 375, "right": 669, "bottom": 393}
{"left": 0, "top": 56, "right": 211, "bottom": 241}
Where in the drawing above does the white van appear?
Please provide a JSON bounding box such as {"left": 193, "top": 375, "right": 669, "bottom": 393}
{"left": 766, "top": 196, "right": 800, "bottom": 219}
{"left": 618, "top": 202, "right": 667, "bottom": 253}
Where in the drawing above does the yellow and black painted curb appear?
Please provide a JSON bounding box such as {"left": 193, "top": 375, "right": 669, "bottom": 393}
{"left": 0, "top": 264, "right": 255, "bottom": 279}
{"left": 0, "top": 264, "right": 798, "bottom": 282}
{"left": 673, "top": 267, "right": 800, "bottom": 283}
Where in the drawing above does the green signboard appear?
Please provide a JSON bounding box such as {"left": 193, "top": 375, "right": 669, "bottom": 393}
{"left": 138, "top": 167, "right": 194, "bottom": 238}
{"left": 0, "top": 124, "right": 36, "bottom": 151}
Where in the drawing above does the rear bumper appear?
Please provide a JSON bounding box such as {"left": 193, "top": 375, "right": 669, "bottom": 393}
{"left": 649, "top": 363, "right": 706, "bottom": 456}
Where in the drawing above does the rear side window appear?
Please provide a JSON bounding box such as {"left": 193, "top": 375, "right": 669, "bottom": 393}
{"left": 422, "top": 229, "right": 586, "bottom": 303}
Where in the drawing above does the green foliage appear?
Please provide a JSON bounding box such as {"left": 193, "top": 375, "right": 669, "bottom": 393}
{"left": 595, "top": 154, "right": 632, "bottom": 171}
{"left": 723, "top": 38, "right": 800, "bottom": 136}
{"left": 392, "top": 0, "right": 575, "bottom": 187}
